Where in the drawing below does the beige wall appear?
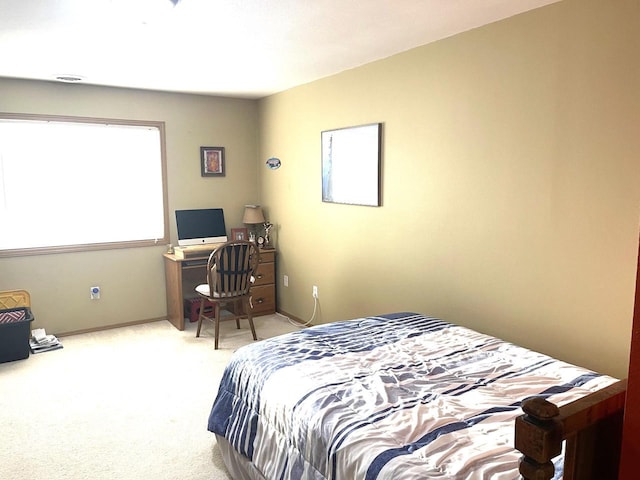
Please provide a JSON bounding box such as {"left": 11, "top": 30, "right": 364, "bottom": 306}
{"left": 259, "top": 0, "right": 640, "bottom": 378}
{"left": 0, "top": 79, "right": 259, "bottom": 334}
{"left": 0, "top": 0, "right": 637, "bottom": 379}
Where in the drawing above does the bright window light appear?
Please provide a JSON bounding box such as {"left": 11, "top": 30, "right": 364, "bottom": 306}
{"left": 0, "top": 114, "right": 168, "bottom": 256}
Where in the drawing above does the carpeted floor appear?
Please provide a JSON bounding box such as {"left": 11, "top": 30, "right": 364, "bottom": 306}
{"left": 0, "top": 314, "right": 299, "bottom": 480}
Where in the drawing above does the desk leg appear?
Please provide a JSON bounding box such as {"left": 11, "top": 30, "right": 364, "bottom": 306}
{"left": 164, "top": 257, "right": 185, "bottom": 331}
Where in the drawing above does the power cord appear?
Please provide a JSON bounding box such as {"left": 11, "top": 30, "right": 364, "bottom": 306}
{"left": 277, "top": 295, "right": 318, "bottom": 328}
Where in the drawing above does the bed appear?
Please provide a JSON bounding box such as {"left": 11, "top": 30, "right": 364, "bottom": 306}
{"left": 207, "top": 312, "right": 626, "bottom": 479}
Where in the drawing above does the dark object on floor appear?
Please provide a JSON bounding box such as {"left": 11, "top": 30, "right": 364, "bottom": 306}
{"left": 0, "top": 307, "right": 34, "bottom": 363}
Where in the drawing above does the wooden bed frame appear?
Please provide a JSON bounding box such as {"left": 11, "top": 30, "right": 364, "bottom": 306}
{"left": 515, "top": 378, "right": 627, "bottom": 479}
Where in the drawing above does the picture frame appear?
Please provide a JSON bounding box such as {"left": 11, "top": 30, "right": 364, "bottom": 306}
{"left": 231, "top": 227, "right": 248, "bottom": 241}
{"left": 200, "top": 146, "right": 225, "bottom": 177}
{"left": 321, "top": 123, "right": 382, "bottom": 207}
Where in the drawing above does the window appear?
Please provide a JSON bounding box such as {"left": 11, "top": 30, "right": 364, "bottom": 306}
{"left": 0, "top": 113, "right": 168, "bottom": 256}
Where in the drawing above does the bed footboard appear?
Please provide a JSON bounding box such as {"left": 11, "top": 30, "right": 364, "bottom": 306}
{"left": 515, "top": 379, "right": 627, "bottom": 480}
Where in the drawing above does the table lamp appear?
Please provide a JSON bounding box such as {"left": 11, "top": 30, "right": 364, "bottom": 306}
{"left": 242, "top": 205, "right": 265, "bottom": 242}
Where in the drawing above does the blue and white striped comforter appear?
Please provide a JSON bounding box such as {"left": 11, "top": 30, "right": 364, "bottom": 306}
{"left": 207, "top": 313, "right": 616, "bottom": 480}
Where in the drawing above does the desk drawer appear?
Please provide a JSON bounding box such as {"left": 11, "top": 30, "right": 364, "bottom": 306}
{"left": 258, "top": 249, "right": 275, "bottom": 263}
{"left": 254, "top": 261, "right": 274, "bottom": 286}
{"left": 251, "top": 284, "right": 275, "bottom": 314}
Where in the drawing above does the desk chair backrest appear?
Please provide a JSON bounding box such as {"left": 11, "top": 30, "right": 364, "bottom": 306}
{"left": 207, "top": 241, "right": 259, "bottom": 298}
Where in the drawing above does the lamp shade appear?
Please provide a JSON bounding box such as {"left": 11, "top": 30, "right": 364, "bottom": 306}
{"left": 243, "top": 205, "right": 265, "bottom": 224}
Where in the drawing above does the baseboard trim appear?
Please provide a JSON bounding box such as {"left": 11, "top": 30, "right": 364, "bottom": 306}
{"left": 57, "top": 316, "right": 167, "bottom": 338}
{"left": 276, "top": 309, "right": 311, "bottom": 326}
{"left": 58, "top": 311, "right": 308, "bottom": 338}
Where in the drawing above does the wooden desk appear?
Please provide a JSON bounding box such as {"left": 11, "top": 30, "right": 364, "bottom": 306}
{"left": 163, "top": 248, "right": 276, "bottom": 331}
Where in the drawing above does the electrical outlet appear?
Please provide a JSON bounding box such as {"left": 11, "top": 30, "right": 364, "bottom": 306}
{"left": 90, "top": 286, "right": 100, "bottom": 300}
{"left": 283, "top": 275, "right": 289, "bottom": 287}
{"left": 312, "top": 285, "right": 318, "bottom": 298}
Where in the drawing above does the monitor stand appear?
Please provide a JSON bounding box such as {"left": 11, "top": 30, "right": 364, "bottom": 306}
{"left": 173, "top": 243, "right": 223, "bottom": 259}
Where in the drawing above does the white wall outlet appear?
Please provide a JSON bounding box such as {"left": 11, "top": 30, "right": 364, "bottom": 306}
{"left": 283, "top": 274, "right": 289, "bottom": 287}
{"left": 90, "top": 286, "right": 101, "bottom": 300}
{"left": 312, "top": 285, "right": 318, "bottom": 298}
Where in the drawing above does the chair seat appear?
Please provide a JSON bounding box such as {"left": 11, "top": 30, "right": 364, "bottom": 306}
{"left": 195, "top": 278, "right": 255, "bottom": 299}
{"left": 195, "top": 284, "right": 224, "bottom": 298}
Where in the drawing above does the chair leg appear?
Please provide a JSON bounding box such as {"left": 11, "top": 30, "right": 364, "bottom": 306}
{"left": 196, "top": 297, "right": 205, "bottom": 338}
{"left": 214, "top": 302, "right": 221, "bottom": 350}
{"left": 245, "top": 297, "right": 257, "bottom": 341}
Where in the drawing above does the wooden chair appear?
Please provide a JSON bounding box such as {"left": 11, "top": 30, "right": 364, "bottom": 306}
{"left": 194, "top": 240, "right": 259, "bottom": 349}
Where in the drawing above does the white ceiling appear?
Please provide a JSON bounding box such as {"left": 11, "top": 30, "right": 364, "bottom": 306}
{"left": 0, "top": 0, "right": 561, "bottom": 99}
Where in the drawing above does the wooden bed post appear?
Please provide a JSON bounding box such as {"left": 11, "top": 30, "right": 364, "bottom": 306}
{"left": 515, "top": 397, "right": 562, "bottom": 480}
{"left": 618, "top": 235, "right": 640, "bottom": 479}
{"left": 515, "top": 379, "right": 626, "bottom": 480}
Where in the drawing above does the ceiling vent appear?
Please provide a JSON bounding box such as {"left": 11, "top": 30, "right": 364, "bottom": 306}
{"left": 54, "top": 75, "right": 84, "bottom": 83}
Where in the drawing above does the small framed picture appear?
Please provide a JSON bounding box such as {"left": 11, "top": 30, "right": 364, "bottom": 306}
{"left": 231, "top": 227, "right": 248, "bottom": 241}
{"left": 201, "top": 146, "right": 225, "bottom": 177}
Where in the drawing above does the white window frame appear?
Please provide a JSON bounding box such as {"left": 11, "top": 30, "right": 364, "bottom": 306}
{"left": 0, "top": 113, "right": 169, "bottom": 257}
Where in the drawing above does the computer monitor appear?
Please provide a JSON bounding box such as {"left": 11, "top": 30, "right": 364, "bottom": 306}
{"left": 175, "top": 208, "right": 228, "bottom": 246}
